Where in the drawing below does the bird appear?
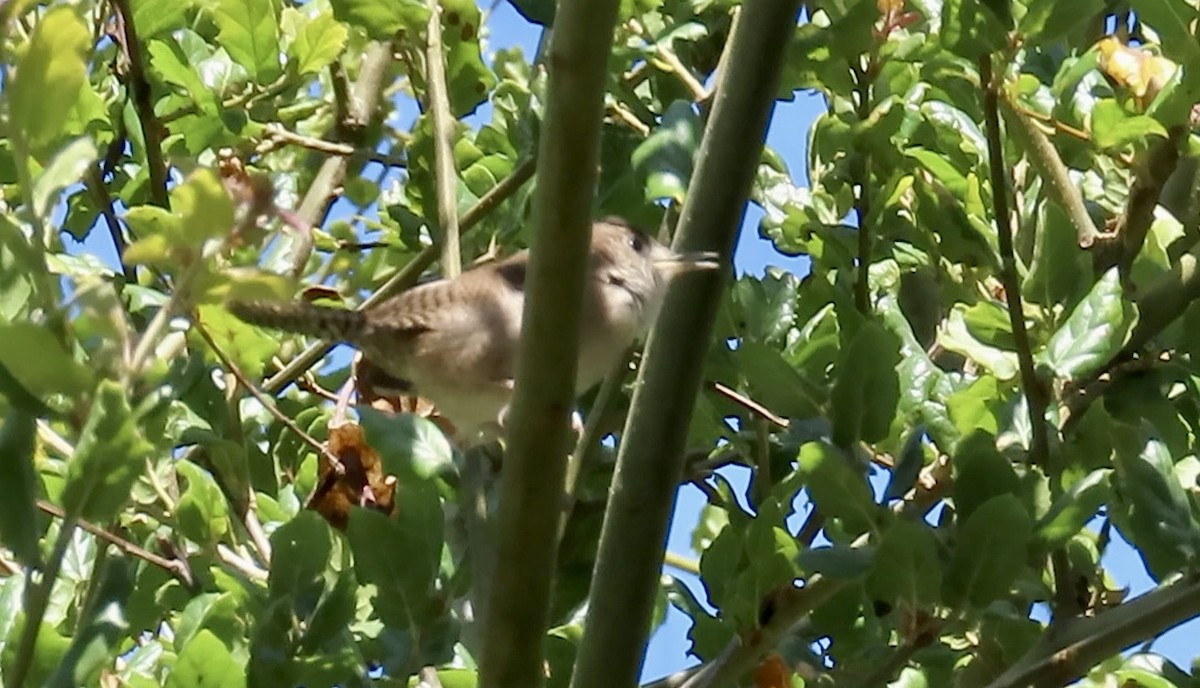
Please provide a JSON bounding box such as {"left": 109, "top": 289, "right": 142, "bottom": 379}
{"left": 228, "top": 217, "right": 719, "bottom": 442}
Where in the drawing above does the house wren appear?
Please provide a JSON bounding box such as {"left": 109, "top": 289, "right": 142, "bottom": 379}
{"left": 228, "top": 217, "right": 718, "bottom": 440}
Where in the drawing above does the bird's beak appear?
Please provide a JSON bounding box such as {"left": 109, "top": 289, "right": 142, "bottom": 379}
{"left": 654, "top": 251, "right": 722, "bottom": 278}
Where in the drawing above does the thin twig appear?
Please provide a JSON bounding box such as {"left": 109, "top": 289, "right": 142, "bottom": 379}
{"left": 417, "top": 667, "right": 445, "bottom": 688}
{"left": 980, "top": 55, "right": 1050, "bottom": 468}
{"left": 7, "top": 517, "right": 78, "bottom": 688}
{"left": 196, "top": 322, "right": 344, "bottom": 477}
{"left": 710, "top": 381, "right": 789, "bottom": 428}
{"left": 35, "top": 500, "right": 194, "bottom": 588}
{"left": 123, "top": 256, "right": 204, "bottom": 385}
{"left": 852, "top": 63, "right": 873, "bottom": 314}
{"left": 216, "top": 543, "right": 269, "bottom": 583}
{"left": 559, "top": 351, "right": 632, "bottom": 543}
{"left": 844, "top": 619, "right": 944, "bottom": 688}
{"left": 111, "top": 0, "right": 169, "bottom": 208}
{"left": 260, "top": 123, "right": 407, "bottom": 168}
{"left": 85, "top": 167, "right": 133, "bottom": 282}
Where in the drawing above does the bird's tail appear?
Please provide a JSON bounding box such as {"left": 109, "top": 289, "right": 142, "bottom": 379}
{"left": 227, "top": 299, "right": 368, "bottom": 342}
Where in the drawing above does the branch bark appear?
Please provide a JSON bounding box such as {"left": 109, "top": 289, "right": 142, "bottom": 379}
{"left": 479, "top": 1, "right": 622, "bottom": 685}
{"left": 569, "top": 1, "right": 802, "bottom": 685}
{"left": 423, "top": 0, "right": 463, "bottom": 278}
{"left": 286, "top": 42, "right": 394, "bottom": 280}
{"left": 984, "top": 573, "right": 1200, "bottom": 688}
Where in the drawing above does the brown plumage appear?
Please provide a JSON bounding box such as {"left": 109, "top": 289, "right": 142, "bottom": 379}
{"left": 228, "top": 218, "right": 718, "bottom": 441}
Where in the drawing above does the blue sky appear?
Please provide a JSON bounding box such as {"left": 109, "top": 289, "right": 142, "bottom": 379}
{"left": 63, "top": 1, "right": 1199, "bottom": 681}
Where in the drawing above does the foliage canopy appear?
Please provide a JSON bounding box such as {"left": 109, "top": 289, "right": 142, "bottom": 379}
{"left": 2, "top": 0, "right": 1200, "bottom": 686}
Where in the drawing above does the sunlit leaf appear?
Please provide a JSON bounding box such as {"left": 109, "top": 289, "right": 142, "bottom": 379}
{"left": 8, "top": 6, "right": 89, "bottom": 152}
{"left": 0, "top": 322, "right": 92, "bottom": 398}
{"left": 213, "top": 0, "right": 282, "bottom": 83}
{"left": 62, "top": 381, "right": 154, "bottom": 522}
{"left": 1038, "top": 268, "right": 1138, "bottom": 380}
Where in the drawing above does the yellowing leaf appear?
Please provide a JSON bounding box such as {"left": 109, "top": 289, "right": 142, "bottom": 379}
{"left": 9, "top": 6, "right": 90, "bottom": 152}
{"left": 175, "top": 169, "right": 236, "bottom": 243}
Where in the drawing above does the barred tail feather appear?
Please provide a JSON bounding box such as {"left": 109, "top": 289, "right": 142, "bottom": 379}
{"left": 227, "top": 300, "right": 367, "bottom": 342}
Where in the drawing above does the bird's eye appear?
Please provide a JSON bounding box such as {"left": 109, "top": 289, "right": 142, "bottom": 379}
{"left": 627, "top": 232, "right": 646, "bottom": 253}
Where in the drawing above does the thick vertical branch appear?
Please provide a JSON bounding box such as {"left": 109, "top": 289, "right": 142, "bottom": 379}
{"left": 424, "top": 0, "right": 462, "bottom": 278}
{"left": 569, "top": 1, "right": 803, "bottom": 685}
{"left": 479, "top": 1, "right": 622, "bottom": 686}
{"left": 979, "top": 55, "right": 1050, "bottom": 468}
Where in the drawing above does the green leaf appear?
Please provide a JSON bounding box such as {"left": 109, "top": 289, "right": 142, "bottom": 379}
{"left": 884, "top": 429, "right": 926, "bottom": 501}
{"left": 359, "top": 407, "right": 455, "bottom": 479}
{"left": 8, "top": 6, "right": 90, "bottom": 151}
{"left": 437, "top": 0, "right": 498, "bottom": 117}
{"left": 941, "top": 0, "right": 1007, "bottom": 58}
{"left": 196, "top": 304, "right": 280, "bottom": 380}
{"left": 62, "top": 381, "right": 154, "bottom": 522}
{"left": 1038, "top": 268, "right": 1138, "bottom": 380}
{"left": 632, "top": 100, "right": 701, "bottom": 203}
{"left": 47, "top": 557, "right": 134, "bottom": 688}
{"left": 0, "top": 410, "right": 40, "bottom": 563}
{"left": 1111, "top": 436, "right": 1200, "bottom": 579}
{"left": 213, "top": 0, "right": 282, "bottom": 83}
{"left": 1023, "top": 201, "right": 1090, "bottom": 307}
{"left": 1091, "top": 100, "right": 1169, "bottom": 150}
{"left": 288, "top": 11, "right": 348, "bottom": 75}
{"left": 734, "top": 341, "right": 822, "bottom": 419}
{"left": 176, "top": 460, "right": 231, "bottom": 545}
{"left": 329, "top": 0, "right": 430, "bottom": 41}
{"left": 947, "top": 375, "right": 1005, "bottom": 439}
{"left": 830, "top": 320, "right": 901, "bottom": 447}
{"left": 176, "top": 169, "right": 236, "bottom": 244}
{"left": 868, "top": 519, "right": 942, "bottom": 606}
{"left": 797, "top": 441, "right": 876, "bottom": 533}
{"left": 131, "top": 0, "right": 190, "bottom": 38}
{"left": 1033, "top": 469, "right": 1111, "bottom": 549}
{"left": 0, "top": 327, "right": 91, "bottom": 401}
{"left": 796, "top": 544, "right": 874, "bottom": 579}
{"left": 0, "top": 218, "right": 36, "bottom": 322}
{"left": 347, "top": 489, "right": 443, "bottom": 628}
{"left": 945, "top": 494, "right": 1032, "bottom": 607}
{"left": 506, "top": 0, "right": 555, "bottom": 25}
{"left": 268, "top": 510, "right": 333, "bottom": 604}
{"left": 147, "top": 39, "right": 218, "bottom": 115}
{"left": 952, "top": 431, "right": 1020, "bottom": 523}
{"left": 173, "top": 593, "right": 242, "bottom": 654}
{"left": 940, "top": 304, "right": 1018, "bottom": 381}
{"left": 1, "top": 619, "right": 71, "bottom": 687}
{"left": 32, "top": 137, "right": 98, "bottom": 222}
{"left": 1018, "top": 0, "right": 1103, "bottom": 44}
{"left": 167, "top": 629, "right": 246, "bottom": 688}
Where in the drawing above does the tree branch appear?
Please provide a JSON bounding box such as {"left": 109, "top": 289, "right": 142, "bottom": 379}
{"left": 569, "top": 1, "right": 802, "bottom": 685}
{"left": 35, "top": 499, "right": 194, "bottom": 588}
{"left": 479, "top": 0, "right": 623, "bottom": 685}
{"left": 286, "top": 42, "right": 393, "bottom": 280}
{"left": 111, "top": 0, "right": 169, "bottom": 208}
{"left": 984, "top": 573, "right": 1200, "bottom": 688}
{"left": 980, "top": 55, "right": 1050, "bottom": 469}
{"left": 423, "top": 0, "right": 463, "bottom": 279}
